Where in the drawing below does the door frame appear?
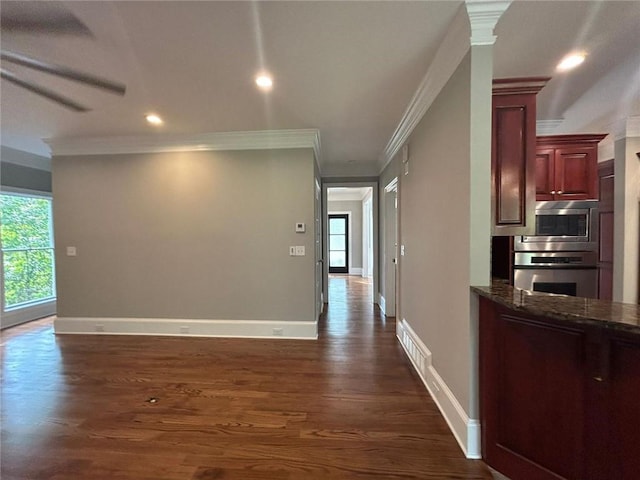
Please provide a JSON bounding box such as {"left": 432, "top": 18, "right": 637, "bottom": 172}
{"left": 383, "top": 177, "right": 398, "bottom": 317}
{"left": 322, "top": 181, "right": 379, "bottom": 305}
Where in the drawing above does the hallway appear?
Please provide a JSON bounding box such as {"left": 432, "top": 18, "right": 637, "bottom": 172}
{"left": 1, "top": 277, "right": 492, "bottom": 479}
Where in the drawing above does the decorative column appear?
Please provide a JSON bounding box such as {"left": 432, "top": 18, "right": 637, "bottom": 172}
{"left": 465, "top": 0, "right": 511, "bottom": 460}
{"left": 612, "top": 116, "right": 640, "bottom": 303}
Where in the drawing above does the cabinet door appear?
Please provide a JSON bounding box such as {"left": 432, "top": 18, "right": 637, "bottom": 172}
{"left": 554, "top": 146, "right": 598, "bottom": 200}
{"left": 606, "top": 336, "right": 640, "bottom": 479}
{"left": 492, "top": 94, "right": 536, "bottom": 235}
{"left": 535, "top": 148, "right": 555, "bottom": 201}
{"left": 480, "top": 299, "right": 587, "bottom": 480}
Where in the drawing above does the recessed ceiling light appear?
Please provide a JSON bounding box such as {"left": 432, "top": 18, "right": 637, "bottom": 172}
{"left": 145, "top": 114, "right": 163, "bottom": 125}
{"left": 255, "top": 73, "right": 273, "bottom": 91}
{"left": 557, "top": 52, "right": 586, "bottom": 72}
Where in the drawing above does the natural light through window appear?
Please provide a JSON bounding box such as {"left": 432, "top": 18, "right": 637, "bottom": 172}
{"left": 1, "top": 193, "right": 56, "bottom": 310}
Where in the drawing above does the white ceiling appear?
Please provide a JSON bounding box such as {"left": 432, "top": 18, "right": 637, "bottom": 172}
{"left": 1, "top": 1, "right": 638, "bottom": 175}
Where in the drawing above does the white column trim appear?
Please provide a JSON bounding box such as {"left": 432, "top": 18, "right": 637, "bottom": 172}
{"left": 465, "top": 1, "right": 512, "bottom": 46}
{"left": 611, "top": 115, "right": 640, "bottom": 140}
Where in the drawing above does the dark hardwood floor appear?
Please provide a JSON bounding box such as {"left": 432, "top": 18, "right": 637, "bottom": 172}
{"left": 1, "top": 276, "right": 492, "bottom": 479}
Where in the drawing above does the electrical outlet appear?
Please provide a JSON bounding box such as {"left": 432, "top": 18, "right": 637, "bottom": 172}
{"left": 272, "top": 327, "right": 283, "bottom": 336}
{"left": 66, "top": 246, "right": 77, "bottom": 256}
{"left": 401, "top": 245, "right": 405, "bottom": 256}
{"left": 180, "top": 326, "right": 189, "bottom": 334}
{"left": 95, "top": 324, "right": 104, "bottom": 332}
{"left": 295, "top": 246, "right": 305, "bottom": 256}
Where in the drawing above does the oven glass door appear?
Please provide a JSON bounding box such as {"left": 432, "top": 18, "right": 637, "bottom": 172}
{"left": 513, "top": 268, "right": 598, "bottom": 299}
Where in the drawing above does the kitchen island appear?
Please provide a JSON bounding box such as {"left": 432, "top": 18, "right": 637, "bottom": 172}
{"left": 472, "top": 282, "right": 639, "bottom": 480}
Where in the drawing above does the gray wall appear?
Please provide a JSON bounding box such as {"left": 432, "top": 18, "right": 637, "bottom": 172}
{"left": 1, "top": 146, "right": 52, "bottom": 193}
{"left": 328, "top": 199, "right": 363, "bottom": 269}
{"left": 399, "top": 52, "right": 473, "bottom": 410}
{"left": 52, "top": 148, "right": 317, "bottom": 322}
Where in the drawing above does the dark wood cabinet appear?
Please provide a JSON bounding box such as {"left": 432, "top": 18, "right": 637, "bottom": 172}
{"left": 606, "top": 333, "right": 640, "bottom": 478}
{"left": 480, "top": 296, "right": 640, "bottom": 480}
{"left": 536, "top": 134, "right": 606, "bottom": 201}
{"left": 492, "top": 78, "right": 549, "bottom": 236}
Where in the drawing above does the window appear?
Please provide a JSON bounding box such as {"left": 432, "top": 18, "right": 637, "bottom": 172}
{"left": 1, "top": 193, "right": 56, "bottom": 310}
{"left": 328, "top": 214, "right": 349, "bottom": 274}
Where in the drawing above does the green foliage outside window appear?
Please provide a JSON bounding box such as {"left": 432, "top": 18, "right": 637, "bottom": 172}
{"left": 1, "top": 194, "right": 56, "bottom": 308}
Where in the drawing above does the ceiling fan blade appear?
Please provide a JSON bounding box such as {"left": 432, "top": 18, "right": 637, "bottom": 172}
{"left": 1, "top": 50, "right": 126, "bottom": 96}
{"left": 1, "top": 68, "right": 90, "bottom": 112}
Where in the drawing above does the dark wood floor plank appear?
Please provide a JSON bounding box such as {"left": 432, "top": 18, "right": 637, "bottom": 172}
{"left": 1, "top": 275, "right": 492, "bottom": 479}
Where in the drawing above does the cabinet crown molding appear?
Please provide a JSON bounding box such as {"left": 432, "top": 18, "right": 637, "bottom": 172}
{"left": 492, "top": 77, "right": 550, "bottom": 95}
{"left": 536, "top": 133, "right": 607, "bottom": 146}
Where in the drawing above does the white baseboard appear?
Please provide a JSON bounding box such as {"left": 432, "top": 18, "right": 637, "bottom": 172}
{"left": 396, "top": 318, "right": 481, "bottom": 459}
{"left": 54, "top": 317, "right": 318, "bottom": 340}
{"left": 349, "top": 268, "right": 363, "bottom": 275}
{"left": 1, "top": 300, "right": 56, "bottom": 330}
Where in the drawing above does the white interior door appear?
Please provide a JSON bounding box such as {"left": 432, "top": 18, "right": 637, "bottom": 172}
{"left": 384, "top": 180, "right": 398, "bottom": 317}
{"left": 363, "top": 194, "right": 373, "bottom": 278}
{"left": 315, "top": 180, "right": 323, "bottom": 317}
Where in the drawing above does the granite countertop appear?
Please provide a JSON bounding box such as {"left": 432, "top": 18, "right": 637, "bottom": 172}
{"left": 472, "top": 280, "right": 640, "bottom": 334}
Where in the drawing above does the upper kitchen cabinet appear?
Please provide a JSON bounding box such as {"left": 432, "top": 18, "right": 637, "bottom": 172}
{"left": 536, "top": 134, "right": 607, "bottom": 201}
{"left": 492, "top": 78, "right": 549, "bottom": 236}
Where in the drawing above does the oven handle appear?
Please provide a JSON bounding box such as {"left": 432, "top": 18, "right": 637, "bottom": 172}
{"left": 513, "top": 265, "right": 598, "bottom": 270}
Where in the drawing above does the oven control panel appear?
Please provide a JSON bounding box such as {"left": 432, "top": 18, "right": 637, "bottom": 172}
{"left": 514, "top": 251, "right": 597, "bottom": 268}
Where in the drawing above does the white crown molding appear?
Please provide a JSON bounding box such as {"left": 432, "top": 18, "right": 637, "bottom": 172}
{"left": 611, "top": 115, "right": 640, "bottom": 140}
{"left": 46, "top": 129, "right": 321, "bottom": 159}
{"left": 378, "top": 7, "right": 471, "bottom": 172}
{"left": 536, "top": 119, "right": 564, "bottom": 135}
{"left": 379, "top": 2, "right": 513, "bottom": 173}
{"left": 465, "top": 1, "right": 512, "bottom": 46}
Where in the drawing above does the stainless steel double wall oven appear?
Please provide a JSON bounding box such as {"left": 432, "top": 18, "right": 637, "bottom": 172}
{"left": 513, "top": 200, "right": 599, "bottom": 298}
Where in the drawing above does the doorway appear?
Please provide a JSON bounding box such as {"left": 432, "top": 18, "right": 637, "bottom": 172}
{"left": 328, "top": 214, "right": 349, "bottom": 274}
{"left": 324, "top": 184, "right": 378, "bottom": 306}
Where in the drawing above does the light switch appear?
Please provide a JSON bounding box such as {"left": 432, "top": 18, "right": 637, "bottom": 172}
{"left": 66, "top": 246, "right": 77, "bottom": 256}
{"left": 289, "top": 246, "right": 296, "bottom": 256}
{"left": 295, "top": 246, "right": 305, "bottom": 256}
